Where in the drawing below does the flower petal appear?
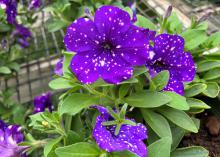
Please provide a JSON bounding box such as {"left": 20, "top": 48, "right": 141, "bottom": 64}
{"left": 163, "top": 74, "right": 184, "bottom": 95}
{"left": 94, "top": 6, "right": 131, "bottom": 38}
{"left": 70, "top": 52, "right": 99, "bottom": 84}
{"left": 5, "top": 125, "right": 24, "bottom": 145}
{"left": 114, "top": 26, "right": 150, "bottom": 65}
{"left": 64, "top": 18, "right": 100, "bottom": 52}
{"left": 154, "top": 34, "right": 184, "bottom": 59}
{"left": 93, "top": 117, "right": 147, "bottom": 157}
{"left": 167, "top": 52, "right": 196, "bottom": 82}
{"left": 98, "top": 52, "right": 133, "bottom": 84}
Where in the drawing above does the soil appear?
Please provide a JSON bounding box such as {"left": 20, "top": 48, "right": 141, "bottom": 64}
{"left": 181, "top": 113, "right": 220, "bottom": 157}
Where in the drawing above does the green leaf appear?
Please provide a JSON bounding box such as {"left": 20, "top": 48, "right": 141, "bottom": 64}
{"left": 152, "top": 70, "right": 169, "bottom": 91}
{"left": 49, "top": 78, "right": 78, "bottom": 90}
{"left": 66, "top": 130, "right": 83, "bottom": 145}
{"left": 119, "top": 84, "right": 130, "bottom": 98}
{"left": 171, "top": 126, "right": 185, "bottom": 151}
{"left": 44, "top": 137, "right": 62, "bottom": 157}
{"left": 47, "top": 18, "right": 68, "bottom": 32}
{"left": 195, "top": 21, "right": 208, "bottom": 30}
{"left": 111, "top": 150, "right": 138, "bottom": 157}
{"left": 55, "top": 142, "right": 101, "bottom": 157}
{"left": 0, "top": 22, "right": 11, "bottom": 32}
{"left": 164, "top": 91, "right": 189, "bottom": 110}
{"left": 166, "top": 12, "right": 183, "bottom": 34}
{"left": 141, "top": 109, "right": 172, "bottom": 139}
{"left": 205, "top": 32, "right": 220, "bottom": 48}
{"left": 0, "top": 66, "right": 11, "bottom": 74}
{"left": 133, "top": 66, "right": 148, "bottom": 77}
{"left": 124, "top": 90, "right": 171, "bottom": 108}
{"left": 171, "top": 146, "right": 209, "bottom": 157}
{"left": 197, "top": 60, "right": 220, "bottom": 73}
{"left": 184, "top": 83, "right": 207, "bottom": 97}
{"left": 148, "top": 137, "right": 172, "bottom": 157}
{"left": 202, "top": 82, "right": 219, "bottom": 98}
{"left": 135, "top": 14, "right": 156, "bottom": 30}
{"left": 186, "top": 98, "right": 210, "bottom": 109}
{"left": 181, "top": 29, "right": 207, "bottom": 51}
{"left": 63, "top": 51, "right": 75, "bottom": 76}
{"left": 203, "top": 67, "right": 220, "bottom": 80}
{"left": 59, "top": 93, "right": 100, "bottom": 116}
{"left": 158, "top": 107, "right": 198, "bottom": 133}
{"left": 7, "top": 62, "right": 20, "bottom": 72}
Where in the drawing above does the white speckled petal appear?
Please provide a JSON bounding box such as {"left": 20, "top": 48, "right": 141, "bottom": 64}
{"left": 94, "top": 6, "right": 131, "bottom": 38}
{"left": 64, "top": 18, "right": 100, "bottom": 52}
{"left": 70, "top": 52, "right": 99, "bottom": 84}
{"left": 92, "top": 105, "right": 148, "bottom": 157}
{"left": 114, "top": 26, "right": 150, "bottom": 65}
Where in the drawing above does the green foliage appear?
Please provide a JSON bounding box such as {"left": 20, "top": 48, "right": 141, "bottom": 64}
{"left": 124, "top": 90, "right": 171, "bottom": 108}
{"left": 141, "top": 109, "right": 172, "bottom": 139}
{"left": 164, "top": 91, "right": 189, "bottom": 110}
{"left": 55, "top": 142, "right": 101, "bottom": 157}
{"left": 181, "top": 29, "right": 207, "bottom": 51}
{"left": 171, "top": 146, "right": 209, "bottom": 157}
{"left": 148, "top": 137, "right": 172, "bottom": 157}
{"left": 135, "top": 15, "right": 156, "bottom": 30}
{"left": 158, "top": 107, "right": 198, "bottom": 133}
{"left": 58, "top": 93, "right": 100, "bottom": 116}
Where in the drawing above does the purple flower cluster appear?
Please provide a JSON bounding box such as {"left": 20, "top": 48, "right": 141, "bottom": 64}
{"left": 63, "top": 5, "right": 196, "bottom": 156}
{"left": 0, "top": 120, "right": 27, "bottom": 157}
{"left": 64, "top": 5, "right": 195, "bottom": 95}
{"left": 33, "top": 92, "right": 53, "bottom": 113}
{"left": 0, "top": 0, "right": 17, "bottom": 24}
{"left": 12, "top": 24, "right": 32, "bottom": 48}
{"left": 0, "top": 0, "right": 32, "bottom": 48}
{"left": 92, "top": 106, "right": 147, "bottom": 157}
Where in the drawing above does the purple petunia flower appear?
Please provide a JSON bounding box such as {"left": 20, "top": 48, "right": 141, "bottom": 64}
{"left": 147, "top": 34, "right": 196, "bottom": 95}
{"left": 12, "top": 24, "right": 32, "bottom": 48}
{"left": 29, "top": 0, "right": 41, "bottom": 9}
{"left": 64, "top": 5, "right": 150, "bottom": 84}
{"left": 0, "top": 0, "right": 17, "bottom": 24}
{"left": 54, "top": 57, "right": 63, "bottom": 76}
{"left": 92, "top": 106, "right": 147, "bottom": 157}
{"left": 33, "top": 92, "right": 53, "bottom": 113}
{"left": 0, "top": 120, "right": 27, "bottom": 157}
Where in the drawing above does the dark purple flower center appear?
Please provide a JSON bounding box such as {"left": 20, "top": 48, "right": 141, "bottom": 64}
{"left": 101, "top": 42, "right": 114, "bottom": 51}
{"left": 154, "top": 60, "right": 165, "bottom": 68}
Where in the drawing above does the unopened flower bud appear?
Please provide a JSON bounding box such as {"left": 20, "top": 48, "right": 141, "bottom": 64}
{"left": 164, "top": 5, "right": 173, "bottom": 19}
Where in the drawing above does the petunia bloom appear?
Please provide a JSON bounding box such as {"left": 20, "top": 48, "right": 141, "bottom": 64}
{"left": 146, "top": 34, "right": 196, "bottom": 95}
{"left": 64, "top": 5, "right": 150, "bottom": 84}
{"left": 92, "top": 105, "right": 147, "bottom": 157}
{"left": 12, "top": 24, "right": 32, "bottom": 48}
{"left": 54, "top": 57, "right": 63, "bottom": 76}
{"left": 29, "top": 0, "right": 41, "bottom": 9}
{"left": 0, "top": 0, "right": 17, "bottom": 24}
{"left": 0, "top": 120, "right": 27, "bottom": 157}
{"left": 33, "top": 92, "right": 53, "bottom": 113}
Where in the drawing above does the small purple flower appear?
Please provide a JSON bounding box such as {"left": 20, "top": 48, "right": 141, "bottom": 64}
{"left": 0, "top": 0, "right": 17, "bottom": 24}
{"left": 33, "top": 92, "right": 53, "bottom": 113}
{"left": 12, "top": 24, "right": 32, "bottom": 48}
{"left": 92, "top": 106, "right": 147, "bottom": 157}
{"left": 54, "top": 57, "right": 63, "bottom": 76}
{"left": 29, "top": 0, "right": 41, "bottom": 9}
{"left": 0, "top": 120, "right": 27, "bottom": 157}
{"left": 147, "top": 34, "right": 196, "bottom": 95}
{"left": 64, "top": 6, "right": 150, "bottom": 84}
